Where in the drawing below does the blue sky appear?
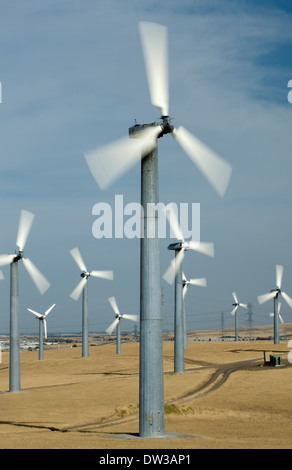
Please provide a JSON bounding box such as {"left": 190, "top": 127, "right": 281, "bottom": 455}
{"left": 0, "top": 0, "right": 292, "bottom": 335}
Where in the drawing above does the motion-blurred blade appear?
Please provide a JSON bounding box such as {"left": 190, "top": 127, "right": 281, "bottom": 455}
{"left": 108, "top": 296, "right": 120, "bottom": 315}
{"left": 85, "top": 126, "right": 160, "bottom": 190}
{"left": 70, "top": 247, "right": 87, "bottom": 273}
{"left": 90, "top": 270, "right": 113, "bottom": 280}
{"left": 232, "top": 292, "right": 238, "bottom": 304}
{"left": 257, "top": 291, "right": 276, "bottom": 304}
{"left": 164, "top": 204, "right": 185, "bottom": 242}
{"left": 16, "top": 210, "right": 35, "bottom": 251}
{"left": 0, "top": 254, "right": 16, "bottom": 266}
{"left": 106, "top": 317, "right": 120, "bottom": 335}
{"left": 163, "top": 248, "right": 185, "bottom": 285}
{"left": 231, "top": 305, "right": 238, "bottom": 316}
{"left": 279, "top": 314, "right": 284, "bottom": 324}
{"left": 276, "top": 264, "right": 283, "bottom": 289}
{"left": 189, "top": 277, "right": 207, "bottom": 287}
{"left": 187, "top": 241, "right": 214, "bottom": 257}
{"left": 183, "top": 284, "right": 188, "bottom": 299}
{"left": 43, "top": 319, "right": 47, "bottom": 339}
{"left": 45, "top": 304, "right": 56, "bottom": 317}
{"left": 70, "top": 277, "right": 87, "bottom": 301}
{"left": 22, "top": 258, "right": 50, "bottom": 295}
{"left": 121, "top": 314, "right": 139, "bottom": 322}
{"left": 281, "top": 291, "right": 292, "bottom": 309}
{"left": 139, "top": 21, "right": 168, "bottom": 116}
{"left": 27, "top": 308, "right": 42, "bottom": 319}
{"left": 173, "top": 126, "right": 232, "bottom": 197}
{"left": 239, "top": 303, "right": 248, "bottom": 309}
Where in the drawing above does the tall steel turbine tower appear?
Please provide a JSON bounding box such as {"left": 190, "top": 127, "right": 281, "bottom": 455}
{"left": 84, "top": 22, "right": 232, "bottom": 438}
{"left": 106, "top": 296, "right": 139, "bottom": 354}
{"left": 27, "top": 304, "right": 55, "bottom": 360}
{"left": 230, "top": 292, "right": 248, "bottom": 341}
{"left": 70, "top": 247, "right": 113, "bottom": 357}
{"left": 163, "top": 205, "right": 213, "bottom": 373}
{"left": 258, "top": 265, "right": 292, "bottom": 344}
{"left": 0, "top": 210, "right": 50, "bottom": 392}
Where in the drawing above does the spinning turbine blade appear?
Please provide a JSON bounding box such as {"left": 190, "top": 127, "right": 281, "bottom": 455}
{"left": 187, "top": 241, "right": 214, "bottom": 257}
{"left": 239, "top": 303, "right": 248, "bottom": 309}
{"left": 231, "top": 305, "right": 238, "bottom": 316}
{"left": 16, "top": 210, "right": 35, "bottom": 251}
{"left": 45, "top": 304, "right": 56, "bottom": 317}
{"left": 90, "top": 270, "right": 113, "bottom": 280}
{"left": 108, "top": 296, "right": 120, "bottom": 315}
{"left": 70, "top": 247, "right": 87, "bottom": 272}
{"left": 276, "top": 264, "right": 283, "bottom": 289}
{"left": 122, "top": 314, "right": 139, "bottom": 322}
{"left": 189, "top": 277, "right": 207, "bottom": 287}
{"left": 173, "top": 126, "right": 232, "bottom": 197}
{"left": 22, "top": 258, "right": 50, "bottom": 295}
{"left": 232, "top": 292, "right": 239, "bottom": 304}
{"left": 164, "top": 204, "right": 185, "bottom": 242}
{"left": 139, "top": 21, "right": 168, "bottom": 117}
{"left": 281, "top": 291, "right": 292, "bottom": 309}
{"left": 0, "top": 254, "right": 15, "bottom": 266}
{"left": 70, "top": 277, "right": 87, "bottom": 301}
{"left": 257, "top": 291, "right": 276, "bottom": 304}
{"left": 106, "top": 317, "right": 120, "bottom": 335}
{"left": 85, "top": 126, "right": 160, "bottom": 190}
{"left": 163, "top": 248, "right": 185, "bottom": 285}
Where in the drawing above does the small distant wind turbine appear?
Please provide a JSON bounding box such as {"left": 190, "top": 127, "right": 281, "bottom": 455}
{"left": 182, "top": 272, "right": 206, "bottom": 348}
{"left": 257, "top": 265, "right": 292, "bottom": 344}
{"left": 106, "top": 296, "right": 139, "bottom": 354}
{"left": 27, "top": 304, "right": 55, "bottom": 360}
{"left": 231, "top": 292, "right": 248, "bottom": 341}
{"left": 70, "top": 247, "right": 113, "bottom": 357}
{"left": 0, "top": 210, "right": 50, "bottom": 392}
{"left": 163, "top": 205, "right": 213, "bottom": 373}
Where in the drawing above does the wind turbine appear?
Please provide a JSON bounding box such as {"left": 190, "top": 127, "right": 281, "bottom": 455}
{"left": 231, "top": 292, "right": 248, "bottom": 342}
{"left": 106, "top": 296, "right": 139, "bottom": 354}
{"left": 69, "top": 247, "right": 113, "bottom": 357}
{"left": 84, "top": 22, "right": 231, "bottom": 438}
{"left": 163, "top": 205, "right": 213, "bottom": 373}
{"left": 270, "top": 301, "right": 284, "bottom": 329}
{"left": 182, "top": 272, "right": 207, "bottom": 349}
{"left": 27, "top": 304, "right": 55, "bottom": 360}
{"left": 257, "top": 265, "right": 292, "bottom": 344}
{"left": 0, "top": 210, "right": 50, "bottom": 392}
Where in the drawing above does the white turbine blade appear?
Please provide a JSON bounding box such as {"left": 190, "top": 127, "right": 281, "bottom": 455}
{"left": 231, "top": 305, "right": 238, "bottom": 316}
{"left": 239, "top": 303, "right": 248, "bottom": 309}
{"left": 281, "top": 291, "right": 292, "bottom": 309}
{"left": 108, "top": 296, "right": 120, "bottom": 315}
{"left": 16, "top": 210, "right": 35, "bottom": 251}
{"left": 70, "top": 247, "right": 87, "bottom": 272}
{"left": 173, "top": 126, "right": 232, "bottom": 197}
{"left": 279, "top": 314, "right": 284, "bottom": 325}
{"left": 139, "top": 21, "right": 168, "bottom": 116}
{"left": 44, "top": 303, "right": 56, "bottom": 317}
{"left": 22, "top": 258, "right": 50, "bottom": 295}
{"left": 84, "top": 126, "right": 160, "bottom": 190}
{"left": 90, "top": 270, "right": 113, "bottom": 280}
{"left": 0, "top": 254, "right": 16, "bottom": 267}
{"left": 27, "top": 308, "right": 42, "bottom": 319}
{"left": 183, "top": 284, "right": 188, "bottom": 299}
{"left": 43, "top": 319, "right": 47, "bottom": 339}
{"left": 187, "top": 241, "right": 214, "bottom": 257}
{"left": 189, "top": 277, "right": 207, "bottom": 287}
{"left": 163, "top": 249, "right": 185, "bottom": 285}
{"left": 106, "top": 318, "right": 120, "bottom": 335}
{"left": 269, "top": 312, "right": 274, "bottom": 317}
{"left": 70, "top": 277, "right": 87, "bottom": 301}
{"left": 232, "top": 292, "right": 238, "bottom": 304}
{"left": 257, "top": 291, "right": 276, "bottom": 304}
{"left": 276, "top": 264, "right": 283, "bottom": 289}
{"left": 121, "top": 314, "right": 139, "bottom": 322}
{"left": 164, "top": 204, "right": 184, "bottom": 242}
{"left": 0, "top": 270, "right": 4, "bottom": 280}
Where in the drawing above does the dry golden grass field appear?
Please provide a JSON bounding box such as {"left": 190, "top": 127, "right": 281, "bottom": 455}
{"left": 0, "top": 336, "right": 291, "bottom": 450}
